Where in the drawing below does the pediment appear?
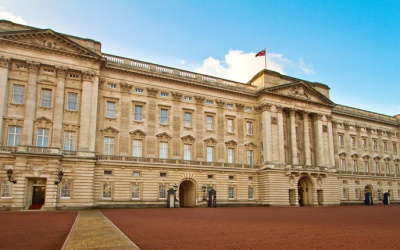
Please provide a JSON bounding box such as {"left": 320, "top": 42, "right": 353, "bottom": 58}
{"left": 0, "top": 29, "right": 100, "bottom": 58}
{"left": 129, "top": 129, "right": 147, "bottom": 137}
{"left": 156, "top": 132, "right": 172, "bottom": 139}
{"left": 100, "top": 126, "right": 119, "bottom": 134}
{"left": 204, "top": 137, "right": 218, "bottom": 144}
{"left": 264, "top": 81, "right": 334, "bottom": 106}
{"left": 225, "top": 139, "right": 238, "bottom": 146}
{"left": 181, "top": 135, "right": 196, "bottom": 142}
{"left": 244, "top": 142, "right": 257, "bottom": 148}
{"left": 35, "top": 116, "right": 52, "bottom": 125}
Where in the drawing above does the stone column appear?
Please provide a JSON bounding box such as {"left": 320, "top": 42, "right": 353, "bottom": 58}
{"left": 51, "top": 67, "right": 67, "bottom": 149}
{"left": 22, "top": 62, "right": 40, "bottom": 146}
{"left": 303, "top": 111, "right": 311, "bottom": 166}
{"left": 313, "top": 114, "right": 324, "bottom": 167}
{"left": 216, "top": 100, "right": 225, "bottom": 162}
{"left": 0, "top": 57, "right": 10, "bottom": 145}
{"left": 194, "top": 96, "right": 205, "bottom": 160}
{"left": 78, "top": 72, "right": 93, "bottom": 151}
{"left": 171, "top": 92, "right": 182, "bottom": 158}
{"left": 289, "top": 109, "right": 298, "bottom": 165}
{"left": 88, "top": 74, "right": 99, "bottom": 152}
{"left": 146, "top": 87, "right": 159, "bottom": 157}
{"left": 276, "top": 106, "right": 285, "bottom": 164}
{"left": 118, "top": 82, "right": 132, "bottom": 155}
{"left": 327, "top": 116, "right": 335, "bottom": 167}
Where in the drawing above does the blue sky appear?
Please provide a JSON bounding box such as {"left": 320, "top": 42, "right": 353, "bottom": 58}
{"left": 1, "top": 0, "right": 399, "bottom": 115}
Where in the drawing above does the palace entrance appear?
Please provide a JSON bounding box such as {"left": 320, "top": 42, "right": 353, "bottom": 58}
{"left": 179, "top": 180, "right": 196, "bottom": 207}
{"left": 297, "top": 176, "right": 313, "bottom": 206}
{"left": 29, "top": 179, "right": 46, "bottom": 210}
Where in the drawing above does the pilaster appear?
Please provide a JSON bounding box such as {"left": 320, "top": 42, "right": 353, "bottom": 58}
{"left": 276, "top": 106, "right": 285, "bottom": 164}
{"left": 289, "top": 109, "right": 298, "bottom": 165}
{"left": 327, "top": 115, "right": 335, "bottom": 167}
{"left": 313, "top": 113, "right": 324, "bottom": 167}
{"left": 118, "top": 82, "right": 132, "bottom": 155}
{"left": 78, "top": 71, "right": 93, "bottom": 151}
{"left": 0, "top": 57, "right": 10, "bottom": 145}
{"left": 51, "top": 67, "right": 67, "bottom": 148}
{"left": 216, "top": 100, "right": 225, "bottom": 162}
{"left": 195, "top": 96, "right": 205, "bottom": 160}
{"left": 303, "top": 111, "right": 311, "bottom": 166}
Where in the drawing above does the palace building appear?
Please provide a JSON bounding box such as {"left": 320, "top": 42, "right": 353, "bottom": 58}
{"left": 0, "top": 20, "right": 399, "bottom": 211}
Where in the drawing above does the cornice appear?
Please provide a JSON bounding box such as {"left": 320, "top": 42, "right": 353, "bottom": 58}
{"left": 332, "top": 105, "right": 398, "bottom": 126}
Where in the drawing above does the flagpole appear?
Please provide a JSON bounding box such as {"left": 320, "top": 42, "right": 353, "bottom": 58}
{"left": 264, "top": 48, "right": 267, "bottom": 70}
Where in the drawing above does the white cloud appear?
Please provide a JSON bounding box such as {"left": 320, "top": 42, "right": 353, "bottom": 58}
{"left": 0, "top": 6, "right": 27, "bottom": 25}
{"left": 194, "top": 50, "right": 314, "bottom": 83}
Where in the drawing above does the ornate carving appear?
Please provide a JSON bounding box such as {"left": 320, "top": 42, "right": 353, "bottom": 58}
{"left": 56, "top": 67, "right": 67, "bottom": 78}
{"left": 312, "top": 113, "right": 323, "bottom": 121}
{"left": 287, "top": 85, "right": 310, "bottom": 100}
{"left": 129, "top": 129, "right": 147, "bottom": 137}
{"left": 366, "top": 127, "right": 373, "bottom": 134}
{"left": 275, "top": 105, "right": 283, "bottom": 113}
{"left": 204, "top": 137, "right": 218, "bottom": 144}
{"left": 156, "top": 132, "right": 172, "bottom": 139}
{"left": 0, "top": 56, "right": 10, "bottom": 69}
{"left": 100, "top": 126, "right": 119, "bottom": 134}
{"left": 225, "top": 139, "right": 238, "bottom": 146}
{"left": 27, "top": 62, "right": 40, "bottom": 75}
{"left": 326, "top": 115, "right": 333, "bottom": 122}
{"left": 171, "top": 92, "right": 183, "bottom": 101}
{"left": 255, "top": 103, "right": 271, "bottom": 113}
{"left": 271, "top": 117, "right": 278, "bottom": 125}
{"left": 244, "top": 142, "right": 257, "bottom": 148}
{"left": 147, "top": 87, "right": 159, "bottom": 97}
{"left": 216, "top": 100, "right": 226, "bottom": 108}
{"left": 120, "top": 82, "right": 133, "bottom": 93}
{"left": 194, "top": 96, "right": 205, "bottom": 104}
{"left": 235, "top": 103, "right": 245, "bottom": 111}
{"left": 355, "top": 125, "right": 361, "bottom": 132}
{"left": 323, "top": 125, "right": 328, "bottom": 132}
{"left": 82, "top": 71, "right": 94, "bottom": 82}
{"left": 181, "top": 135, "right": 196, "bottom": 142}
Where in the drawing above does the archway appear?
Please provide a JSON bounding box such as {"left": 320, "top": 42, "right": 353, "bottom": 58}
{"left": 179, "top": 180, "right": 196, "bottom": 207}
{"left": 364, "top": 184, "right": 374, "bottom": 203}
{"left": 297, "top": 176, "right": 314, "bottom": 206}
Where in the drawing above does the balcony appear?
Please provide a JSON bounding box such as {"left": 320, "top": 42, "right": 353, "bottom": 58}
{"left": 97, "top": 155, "right": 257, "bottom": 169}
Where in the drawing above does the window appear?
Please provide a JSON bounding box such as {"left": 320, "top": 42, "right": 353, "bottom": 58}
{"left": 63, "top": 131, "right": 76, "bottom": 151}
{"left": 184, "top": 96, "right": 192, "bottom": 101}
{"left": 135, "top": 88, "right": 143, "bottom": 93}
{"left": 229, "top": 175, "right": 235, "bottom": 180}
{"left": 184, "top": 144, "right": 192, "bottom": 160}
{"left": 227, "top": 148, "right": 234, "bottom": 163}
{"left": 1, "top": 181, "right": 13, "bottom": 198}
{"left": 184, "top": 112, "right": 192, "bottom": 127}
{"left": 383, "top": 141, "right": 388, "bottom": 152}
{"left": 340, "top": 158, "right": 346, "bottom": 171}
{"left": 228, "top": 187, "right": 235, "bottom": 199}
{"left": 40, "top": 89, "right": 52, "bottom": 107}
{"left": 160, "top": 172, "right": 167, "bottom": 178}
{"left": 108, "top": 83, "right": 116, "bottom": 89}
{"left": 131, "top": 184, "right": 140, "bottom": 199}
{"left": 207, "top": 175, "right": 214, "bottom": 179}
{"left": 134, "top": 105, "right": 143, "bottom": 121}
{"left": 106, "top": 101, "right": 116, "bottom": 118}
{"left": 227, "top": 118, "right": 234, "bottom": 133}
{"left": 342, "top": 188, "right": 347, "bottom": 199}
{"left": 160, "top": 92, "right": 169, "bottom": 97}
{"left": 159, "top": 142, "right": 168, "bottom": 159}
{"left": 104, "top": 170, "right": 112, "bottom": 175}
{"left": 60, "top": 182, "right": 71, "bottom": 198}
{"left": 338, "top": 134, "right": 344, "bottom": 147}
{"left": 227, "top": 104, "right": 233, "bottom": 108}
{"left": 362, "top": 138, "right": 367, "bottom": 150}
{"left": 206, "top": 115, "right": 214, "bottom": 130}
{"left": 385, "top": 163, "right": 390, "bottom": 174}
{"left": 206, "top": 100, "right": 213, "bottom": 105}
{"left": 132, "top": 139, "right": 142, "bottom": 157}
{"left": 247, "top": 150, "right": 254, "bottom": 165}
{"left": 375, "top": 162, "right": 380, "bottom": 173}
{"left": 67, "top": 93, "right": 78, "bottom": 111}
{"left": 104, "top": 137, "right": 114, "bottom": 155}
{"left": 36, "top": 128, "right": 49, "bottom": 147}
{"left": 355, "top": 188, "right": 359, "bottom": 199}
{"left": 160, "top": 109, "right": 168, "bottom": 124}
{"left": 159, "top": 185, "right": 166, "bottom": 199}
{"left": 249, "top": 176, "right": 254, "bottom": 181}
{"left": 7, "top": 126, "right": 21, "bottom": 146}
{"left": 133, "top": 171, "right": 141, "bottom": 177}
{"left": 373, "top": 140, "right": 377, "bottom": 151}
{"left": 12, "top": 85, "right": 24, "bottom": 104}
{"left": 102, "top": 184, "right": 112, "bottom": 199}
{"left": 206, "top": 146, "right": 214, "bottom": 162}
{"left": 351, "top": 137, "right": 356, "bottom": 148}
{"left": 246, "top": 121, "right": 253, "bottom": 135}
{"left": 248, "top": 187, "right": 254, "bottom": 199}
{"left": 353, "top": 160, "right": 358, "bottom": 172}
{"left": 246, "top": 107, "right": 252, "bottom": 111}
{"left": 393, "top": 142, "right": 398, "bottom": 154}
{"left": 365, "top": 161, "right": 369, "bottom": 172}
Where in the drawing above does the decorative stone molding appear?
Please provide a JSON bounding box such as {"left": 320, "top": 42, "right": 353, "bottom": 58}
{"left": 287, "top": 84, "right": 310, "bottom": 100}
{"left": 27, "top": 61, "right": 40, "bottom": 74}
{"left": 56, "top": 66, "right": 67, "bottom": 78}
{"left": 355, "top": 125, "right": 362, "bottom": 132}
{"left": 275, "top": 105, "right": 283, "bottom": 113}
{"left": 235, "top": 103, "right": 245, "bottom": 111}
{"left": 326, "top": 115, "right": 333, "bottom": 122}
{"left": 366, "top": 127, "right": 374, "bottom": 134}
{"left": 171, "top": 92, "right": 183, "bottom": 101}
{"left": 216, "top": 100, "right": 226, "bottom": 108}
{"left": 129, "top": 129, "right": 147, "bottom": 137}
{"left": 147, "top": 87, "right": 159, "bottom": 97}
{"left": 323, "top": 125, "right": 328, "bottom": 132}
{"left": 204, "top": 137, "right": 217, "bottom": 144}
{"left": 120, "top": 82, "right": 133, "bottom": 93}
{"left": 225, "top": 139, "right": 238, "bottom": 146}
{"left": 271, "top": 117, "right": 278, "bottom": 125}
{"left": 82, "top": 71, "right": 94, "bottom": 82}
{"left": 100, "top": 126, "right": 119, "bottom": 134}
{"left": 62, "top": 124, "right": 80, "bottom": 131}
{"left": 312, "top": 113, "right": 323, "bottom": 121}
{"left": 194, "top": 96, "right": 205, "bottom": 104}
{"left": 244, "top": 142, "right": 257, "bottom": 148}
{"left": 156, "top": 132, "right": 172, "bottom": 139}
{"left": 35, "top": 116, "right": 53, "bottom": 127}
{"left": 255, "top": 103, "right": 271, "bottom": 113}
{"left": 0, "top": 56, "right": 10, "bottom": 69}
{"left": 181, "top": 134, "right": 196, "bottom": 142}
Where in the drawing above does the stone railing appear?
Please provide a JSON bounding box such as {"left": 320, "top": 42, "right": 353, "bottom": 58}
{"left": 97, "top": 155, "right": 257, "bottom": 169}
{"left": 286, "top": 165, "right": 329, "bottom": 172}
{"left": 0, "top": 146, "right": 17, "bottom": 153}
{"left": 333, "top": 105, "right": 397, "bottom": 124}
{"left": 339, "top": 170, "right": 397, "bottom": 177}
{"left": 15, "top": 146, "right": 61, "bottom": 154}
{"left": 102, "top": 53, "right": 257, "bottom": 91}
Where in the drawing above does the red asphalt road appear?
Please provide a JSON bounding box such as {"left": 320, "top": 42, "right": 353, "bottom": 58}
{"left": 0, "top": 211, "right": 77, "bottom": 250}
{"left": 102, "top": 206, "right": 400, "bottom": 250}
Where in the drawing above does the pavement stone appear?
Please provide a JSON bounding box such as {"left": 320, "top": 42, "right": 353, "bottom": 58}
{"left": 62, "top": 210, "right": 140, "bottom": 250}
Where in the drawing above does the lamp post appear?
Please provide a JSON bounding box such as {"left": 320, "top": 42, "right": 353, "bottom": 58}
{"left": 173, "top": 183, "right": 178, "bottom": 191}
{"left": 54, "top": 171, "right": 64, "bottom": 185}
{"left": 202, "top": 184, "right": 206, "bottom": 201}
{"left": 7, "top": 169, "right": 17, "bottom": 184}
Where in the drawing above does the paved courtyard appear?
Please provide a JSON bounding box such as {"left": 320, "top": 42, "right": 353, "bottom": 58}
{"left": 0, "top": 205, "right": 399, "bottom": 249}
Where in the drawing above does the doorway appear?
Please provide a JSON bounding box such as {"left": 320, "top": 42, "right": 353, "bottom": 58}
{"left": 29, "top": 179, "right": 46, "bottom": 210}
{"left": 179, "top": 180, "right": 196, "bottom": 207}
{"left": 297, "top": 176, "right": 313, "bottom": 206}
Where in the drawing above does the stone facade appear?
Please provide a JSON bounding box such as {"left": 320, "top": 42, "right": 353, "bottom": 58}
{"left": 0, "top": 20, "right": 399, "bottom": 210}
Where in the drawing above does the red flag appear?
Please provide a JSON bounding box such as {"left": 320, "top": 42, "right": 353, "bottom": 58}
{"left": 255, "top": 49, "right": 266, "bottom": 57}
